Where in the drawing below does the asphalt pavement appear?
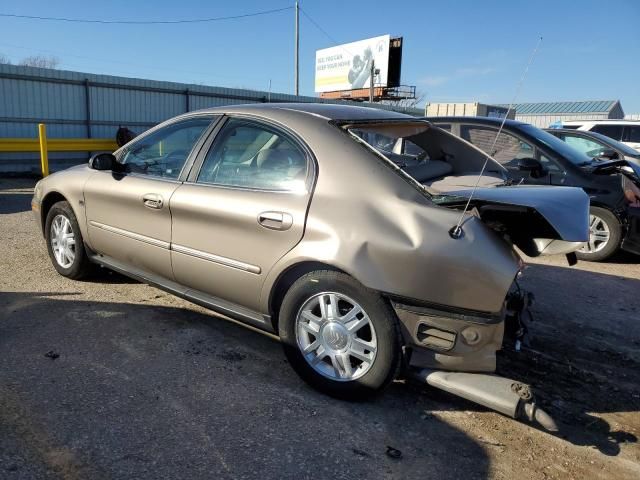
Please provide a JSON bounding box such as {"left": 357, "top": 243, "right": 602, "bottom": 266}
{"left": 1, "top": 177, "right": 639, "bottom": 479}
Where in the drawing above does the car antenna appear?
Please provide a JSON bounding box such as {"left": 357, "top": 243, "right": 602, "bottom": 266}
{"left": 449, "top": 36, "right": 543, "bottom": 239}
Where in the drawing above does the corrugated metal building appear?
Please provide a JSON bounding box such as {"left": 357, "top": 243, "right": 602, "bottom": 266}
{"left": 425, "top": 102, "right": 515, "bottom": 119}
{"left": 0, "top": 63, "right": 422, "bottom": 173}
{"left": 500, "top": 100, "right": 625, "bottom": 127}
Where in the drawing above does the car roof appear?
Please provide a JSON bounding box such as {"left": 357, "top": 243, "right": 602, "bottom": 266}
{"left": 190, "top": 102, "right": 415, "bottom": 122}
{"left": 562, "top": 119, "right": 640, "bottom": 125}
{"left": 424, "top": 116, "right": 529, "bottom": 127}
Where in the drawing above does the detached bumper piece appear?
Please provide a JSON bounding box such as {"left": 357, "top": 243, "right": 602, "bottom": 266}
{"left": 408, "top": 369, "right": 558, "bottom": 432}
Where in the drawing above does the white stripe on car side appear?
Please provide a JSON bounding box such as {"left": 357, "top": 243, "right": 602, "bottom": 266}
{"left": 88, "top": 221, "right": 261, "bottom": 274}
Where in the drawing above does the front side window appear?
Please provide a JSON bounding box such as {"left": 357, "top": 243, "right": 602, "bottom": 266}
{"left": 591, "top": 124, "right": 623, "bottom": 141}
{"left": 120, "top": 117, "right": 212, "bottom": 179}
{"left": 197, "top": 119, "right": 308, "bottom": 191}
{"left": 561, "top": 134, "right": 607, "bottom": 158}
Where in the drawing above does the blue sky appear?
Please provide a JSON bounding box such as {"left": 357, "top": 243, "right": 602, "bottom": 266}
{"left": 1, "top": 0, "right": 639, "bottom": 111}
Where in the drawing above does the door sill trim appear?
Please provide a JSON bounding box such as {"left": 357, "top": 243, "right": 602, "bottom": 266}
{"left": 87, "top": 251, "right": 273, "bottom": 333}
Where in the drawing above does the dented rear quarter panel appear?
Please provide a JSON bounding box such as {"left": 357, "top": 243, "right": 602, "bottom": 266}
{"left": 256, "top": 109, "right": 520, "bottom": 314}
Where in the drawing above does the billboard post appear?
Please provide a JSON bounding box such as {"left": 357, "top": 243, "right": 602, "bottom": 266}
{"left": 294, "top": 0, "right": 299, "bottom": 95}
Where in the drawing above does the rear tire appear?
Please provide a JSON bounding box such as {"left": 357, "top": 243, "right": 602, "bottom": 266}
{"left": 576, "top": 207, "right": 621, "bottom": 262}
{"left": 278, "top": 270, "right": 402, "bottom": 400}
{"left": 45, "top": 201, "right": 93, "bottom": 279}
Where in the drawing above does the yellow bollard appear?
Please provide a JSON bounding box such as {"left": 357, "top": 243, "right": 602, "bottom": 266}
{"left": 38, "top": 123, "right": 49, "bottom": 177}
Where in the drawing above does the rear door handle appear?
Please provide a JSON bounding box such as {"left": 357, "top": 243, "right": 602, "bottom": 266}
{"left": 142, "top": 193, "right": 164, "bottom": 209}
{"left": 258, "top": 211, "right": 293, "bottom": 231}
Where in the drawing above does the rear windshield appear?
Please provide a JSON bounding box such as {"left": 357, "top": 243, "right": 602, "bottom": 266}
{"left": 348, "top": 122, "right": 431, "bottom": 165}
{"left": 518, "top": 124, "right": 593, "bottom": 166}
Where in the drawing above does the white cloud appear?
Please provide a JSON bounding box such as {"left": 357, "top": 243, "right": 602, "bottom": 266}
{"left": 420, "top": 75, "right": 449, "bottom": 87}
{"left": 456, "top": 66, "right": 496, "bottom": 76}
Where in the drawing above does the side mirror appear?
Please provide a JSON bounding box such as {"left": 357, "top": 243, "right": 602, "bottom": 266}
{"left": 517, "top": 157, "right": 545, "bottom": 178}
{"left": 597, "top": 148, "right": 619, "bottom": 160}
{"left": 89, "top": 152, "right": 117, "bottom": 171}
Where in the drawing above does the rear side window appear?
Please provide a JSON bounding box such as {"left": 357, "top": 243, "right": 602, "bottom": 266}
{"left": 460, "top": 125, "right": 533, "bottom": 166}
{"left": 197, "top": 119, "right": 308, "bottom": 191}
{"left": 623, "top": 126, "right": 640, "bottom": 143}
{"left": 591, "top": 125, "right": 623, "bottom": 141}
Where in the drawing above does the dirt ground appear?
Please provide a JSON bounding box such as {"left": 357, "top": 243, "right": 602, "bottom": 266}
{"left": 1, "top": 177, "right": 639, "bottom": 479}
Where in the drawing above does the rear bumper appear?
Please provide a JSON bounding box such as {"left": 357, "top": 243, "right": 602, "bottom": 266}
{"left": 621, "top": 207, "right": 640, "bottom": 256}
{"left": 392, "top": 301, "right": 505, "bottom": 373}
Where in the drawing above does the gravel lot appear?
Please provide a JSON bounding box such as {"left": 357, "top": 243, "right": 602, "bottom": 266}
{"left": 1, "top": 177, "right": 639, "bottom": 479}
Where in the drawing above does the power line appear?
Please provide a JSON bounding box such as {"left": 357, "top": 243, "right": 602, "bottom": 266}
{"left": 299, "top": 8, "right": 342, "bottom": 49}
{"left": 0, "top": 6, "right": 292, "bottom": 25}
{"left": 299, "top": 7, "right": 353, "bottom": 56}
{"left": 0, "top": 41, "right": 293, "bottom": 87}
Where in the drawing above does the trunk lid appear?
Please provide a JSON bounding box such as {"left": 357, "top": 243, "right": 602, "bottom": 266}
{"left": 432, "top": 185, "right": 590, "bottom": 257}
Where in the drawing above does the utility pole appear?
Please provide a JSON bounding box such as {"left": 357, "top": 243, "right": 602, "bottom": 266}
{"left": 294, "top": 0, "right": 299, "bottom": 95}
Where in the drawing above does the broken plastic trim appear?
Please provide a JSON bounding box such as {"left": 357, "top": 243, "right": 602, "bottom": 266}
{"left": 408, "top": 368, "right": 558, "bottom": 432}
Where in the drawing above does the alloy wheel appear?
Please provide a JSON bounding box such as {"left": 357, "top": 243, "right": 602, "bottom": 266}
{"left": 50, "top": 214, "right": 76, "bottom": 268}
{"left": 579, "top": 214, "right": 611, "bottom": 254}
{"left": 295, "top": 292, "right": 377, "bottom": 382}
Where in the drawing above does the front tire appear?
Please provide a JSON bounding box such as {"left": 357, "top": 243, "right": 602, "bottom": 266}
{"left": 576, "top": 207, "right": 621, "bottom": 262}
{"left": 278, "top": 270, "right": 402, "bottom": 399}
{"left": 45, "top": 201, "right": 93, "bottom": 279}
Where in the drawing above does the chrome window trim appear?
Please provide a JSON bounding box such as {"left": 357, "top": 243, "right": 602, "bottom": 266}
{"left": 98, "top": 170, "right": 183, "bottom": 185}
{"left": 181, "top": 180, "right": 309, "bottom": 196}
{"left": 89, "top": 221, "right": 170, "bottom": 249}
{"left": 171, "top": 243, "right": 262, "bottom": 275}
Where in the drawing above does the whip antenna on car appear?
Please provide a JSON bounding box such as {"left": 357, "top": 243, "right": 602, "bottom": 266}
{"left": 450, "top": 36, "right": 543, "bottom": 239}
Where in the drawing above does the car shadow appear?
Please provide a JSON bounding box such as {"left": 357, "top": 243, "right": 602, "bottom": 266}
{"left": 607, "top": 250, "right": 640, "bottom": 264}
{"left": 498, "top": 262, "right": 639, "bottom": 455}
{"left": 393, "top": 260, "right": 639, "bottom": 457}
{"left": 0, "top": 291, "right": 490, "bottom": 480}
{"left": 0, "top": 192, "right": 33, "bottom": 214}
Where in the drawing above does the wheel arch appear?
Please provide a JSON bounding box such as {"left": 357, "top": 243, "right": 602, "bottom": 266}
{"left": 40, "top": 191, "right": 68, "bottom": 234}
{"left": 588, "top": 202, "right": 625, "bottom": 226}
{"left": 268, "top": 261, "right": 346, "bottom": 331}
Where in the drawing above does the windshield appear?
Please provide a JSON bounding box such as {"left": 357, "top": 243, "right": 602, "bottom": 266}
{"left": 585, "top": 131, "right": 640, "bottom": 157}
{"left": 518, "top": 124, "right": 593, "bottom": 166}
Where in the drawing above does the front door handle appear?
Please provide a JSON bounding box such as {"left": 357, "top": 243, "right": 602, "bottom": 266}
{"left": 258, "top": 211, "right": 293, "bottom": 231}
{"left": 142, "top": 193, "right": 164, "bottom": 209}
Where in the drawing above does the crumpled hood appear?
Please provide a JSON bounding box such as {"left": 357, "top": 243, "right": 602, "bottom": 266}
{"left": 433, "top": 185, "right": 590, "bottom": 245}
{"left": 581, "top": 158, "right": 640, "bottom": 182}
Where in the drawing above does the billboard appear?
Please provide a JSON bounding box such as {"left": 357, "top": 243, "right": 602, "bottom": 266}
{"left": 315, "top": 35, "right": 391, "bottom": 93}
